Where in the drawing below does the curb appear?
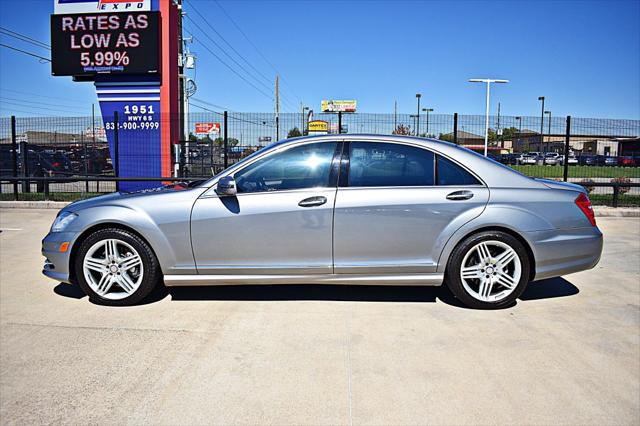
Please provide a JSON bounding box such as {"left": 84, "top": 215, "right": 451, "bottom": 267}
{"left": 1, "top": 200, "right": 638, "bottom": 217}
{"left": 0, "top": 201, "right": 71, "bottom": 209}
{"left": 592, "top": 206, "right": 640, "bottom": 217}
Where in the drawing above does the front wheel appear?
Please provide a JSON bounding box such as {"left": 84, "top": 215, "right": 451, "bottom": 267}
{"left": 74, "top": 228, "right": 161, "bottom": 306}
{"left": 446, "top": 231, "right": 530, "bottom": 309}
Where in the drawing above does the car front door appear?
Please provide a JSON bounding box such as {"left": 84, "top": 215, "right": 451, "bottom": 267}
{"left": 333, "top": 141, "right": 489, "bottom": 274}
{"left": 190, "top": 141, "right": 341, "bottom": 275}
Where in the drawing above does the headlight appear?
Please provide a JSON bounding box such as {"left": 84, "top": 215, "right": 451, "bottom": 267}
{"left": 50, "top": 211, "right": 78, "bottom": 232}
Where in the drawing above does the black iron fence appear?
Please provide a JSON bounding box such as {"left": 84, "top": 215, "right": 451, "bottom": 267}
{"left": 1, "top": 112, "right": 639, "bottom": 206}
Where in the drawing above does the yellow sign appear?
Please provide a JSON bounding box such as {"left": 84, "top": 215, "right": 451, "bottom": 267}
{"left": 321, "top": 100, "right": 357, "bottom": 113}
{"left": 308, "top": 120, "right": 329, "bottom": 132}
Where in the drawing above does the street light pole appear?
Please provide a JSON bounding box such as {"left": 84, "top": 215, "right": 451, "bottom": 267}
{"left": 545, "top": 110, "right": 551, "bottom": 136}
{"left": 469, "top": 78, "right": 509, "bottom": 156}
{"left": 415, "top": 93, "right": 421, "bottom": 136}
{"left": 538, "top": 96, "right": 545, "bottom": 152}
{"left": 515, "top": 116, "right": 522, "bottom": 148}
{"left": 422, "top": 108, "right": 434, "bottom": 137}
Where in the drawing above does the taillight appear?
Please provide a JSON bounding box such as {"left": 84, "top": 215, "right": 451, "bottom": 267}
{"left": 575, "top": 193, "right": 596, "bottom": 226}
{"left": 52, "top": 162, "right": 61, "bottom": 167}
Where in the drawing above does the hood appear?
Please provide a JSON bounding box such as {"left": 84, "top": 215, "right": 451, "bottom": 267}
{"left": 535, "top": 178, "right": 586, "bottom": 193}
{"left": 64, "top": 183, "right": 192, "bottom": 213}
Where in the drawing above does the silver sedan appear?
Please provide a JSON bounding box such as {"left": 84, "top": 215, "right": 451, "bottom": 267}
{"left": 42, "top": 135, "right": 603, "bottom": 309}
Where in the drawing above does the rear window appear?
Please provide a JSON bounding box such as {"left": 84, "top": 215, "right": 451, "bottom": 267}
{"left": 436, "top": 155, "right": 481, "bottom": 186}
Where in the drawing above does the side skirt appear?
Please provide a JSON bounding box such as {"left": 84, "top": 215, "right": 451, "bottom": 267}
{"left": 164, "top": 273, "right": 444, "bottom": 287}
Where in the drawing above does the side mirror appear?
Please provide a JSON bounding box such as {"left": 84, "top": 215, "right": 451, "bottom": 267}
{"left": 216, "top": 175, "right": 237, "bottom": 196}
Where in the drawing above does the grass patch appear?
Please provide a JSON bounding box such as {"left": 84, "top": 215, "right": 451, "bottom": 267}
{"left": 589, "top": 193, "right": 640, "bottom": 207}
{"left": 0, "top": 192, "right": 104, "bottom": 202}
{"left": 511, "top": 165, "right": 639, "bottom": 179}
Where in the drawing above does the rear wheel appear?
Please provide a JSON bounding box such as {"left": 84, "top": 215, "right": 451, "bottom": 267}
{"left": 446, "top": 231, "right": 530, "bottom": 309}
{"left": 74, "top": 228, "right": 161, "bottom": 306}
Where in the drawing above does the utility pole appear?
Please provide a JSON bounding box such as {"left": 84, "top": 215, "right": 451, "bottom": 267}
{"left": 275, "top": 75, "right": 280, "bottom": 140}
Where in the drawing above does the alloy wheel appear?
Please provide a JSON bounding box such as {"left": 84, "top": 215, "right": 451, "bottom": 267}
{"left": 459, "top": 240, "right": 522, "bottom": 303}
{"left": 82, "top": 238, "right": 144, "bottom": 300}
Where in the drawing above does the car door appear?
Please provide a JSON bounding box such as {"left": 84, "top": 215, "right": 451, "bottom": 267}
{"left": 333, "top": 141, "right": 489, "bottom": 274}
{"left": 190, "top": 141, "right": 341, "bottom": 275}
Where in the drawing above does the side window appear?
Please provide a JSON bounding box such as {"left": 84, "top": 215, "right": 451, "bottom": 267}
{"left": 436, "top": 155, "right": 481, "bottom": 186}
{"left": 348, "top": 142, "right": 434, "bottom": 187}
{"left": 234, "top": 142, "right": 338, "bottom": 193}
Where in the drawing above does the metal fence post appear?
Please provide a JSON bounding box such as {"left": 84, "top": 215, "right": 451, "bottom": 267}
{"left": 612, "top": 184, "right": 619, "bottom": 208}
{"left": 19, "top": 141, "right": 30, "bottom": 194}
{"left": 563, "top": 115, "right": 571, "bottom": 182}
{"left": 453, "top": 113, "right": 458, "bottom": 145}
{"left": 338, "top": 111, "right": 342, "bottom": 134}
{"left": 10, "top": 115, "right": 18, "bottom": 200}
{"left": 276, "top": 115, "right": 280, "bottom": 141}
{"left": 113, "top": 112, "right": 119, "bottom": 192}
{"left": 224, "top": 111, "right": 229, "bottom": 169}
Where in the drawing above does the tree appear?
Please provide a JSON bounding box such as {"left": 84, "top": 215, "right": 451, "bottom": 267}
{"left": 214, "top": 137, "right": 239, "bottom": 147}
{"left": 287, "top": 127, "right": 302, "bottom": 138}
{"left": 392, "top": 124, "right": 412, "bottom": 135}
{"left": 439, "top": 132, "right": 455, "bottom": 143}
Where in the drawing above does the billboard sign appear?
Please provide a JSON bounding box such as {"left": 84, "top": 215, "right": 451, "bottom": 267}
{"left": 51, "top": 11, "right": 160, "bottom": 76}
{"left": 54, "top": 0, "right": 151, "bottom": 14}
{"left": 195, "top": 122, "right": 220, "bottom": 135}
{"left": 321, "top": 100, "right": 357, "bottom": 113}
{"left": 308, "top": 120, "right": 329, "bottom": 135}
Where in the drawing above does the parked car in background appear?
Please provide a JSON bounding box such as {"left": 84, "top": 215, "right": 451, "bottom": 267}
{"left": 519, "top": 153, "right": 540, "bottom": 165}
{"left": 619, "top": 156, "right": 638, "bottom": 167}
{"left": 42, "top": 135, "right": 603, "bottom": 310}
{"left": 578, "top": 155, "right": 605, "bottom": 166}
{"left": 543, "top": 152, "right": 562, "bottom": 165}
{"left": 604, "top": 156, "right": 619, "bottom": 166}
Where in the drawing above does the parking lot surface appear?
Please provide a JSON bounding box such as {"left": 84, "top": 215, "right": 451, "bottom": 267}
{"left": 1, "top": 209, "right": 638, "bottom": 425}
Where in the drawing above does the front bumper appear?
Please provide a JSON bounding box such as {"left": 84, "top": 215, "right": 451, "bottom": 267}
{"left": 41, "top": 231, "right": 76, "bottom": 283}
{"left": 527, "top": 226, "right": 603, "bottom": 281}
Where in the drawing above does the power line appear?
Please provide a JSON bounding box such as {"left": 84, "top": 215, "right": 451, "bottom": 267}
{"left": 190, "top": 101, "right": 273, "bottom": 127}
{"left": 212, "top": 0, "right": 302, "bottom": 105}
{"left": 0, "top": 107, "right": 49, "bottom": 117}
{"left": 191, "top": 97, "right": 233, "bottom": 112}
{"left": 185, "top": 21, "right": 274, "bottom": 102}
{"left": 0, "top": 43, "right": 50, "bottom": 62}
{"left": 0, "top": 88, "right": 91, "bottom": 104}
{"left": 184, "top": 0, "right": 271, "bottom": 86}
{"left": 0, "top": 99, "right": 88, "bottom": 115}
{"left": 0, "top": 27, "right": 51, "bottom": 50}
{"left": 184, "top": 15, "right": 274, "bottom": 96}
{"left": 0, "top": 96, "right": 89, "bottom": 112}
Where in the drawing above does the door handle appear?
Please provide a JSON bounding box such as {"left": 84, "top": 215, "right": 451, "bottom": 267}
{"left": 446, "top": 190, "right": 474, "bottom": 201}
{"left": 298, "top": 196, "right": 327, "bottom": 207}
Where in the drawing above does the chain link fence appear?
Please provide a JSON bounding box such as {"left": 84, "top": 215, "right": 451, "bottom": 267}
{"left": 1, "top": 112, "right": 639, "bottom": 205}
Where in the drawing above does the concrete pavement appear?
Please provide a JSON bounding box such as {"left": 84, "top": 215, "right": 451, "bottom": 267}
{"left": 0, "top": 209, "right": 638, "bottom": 425}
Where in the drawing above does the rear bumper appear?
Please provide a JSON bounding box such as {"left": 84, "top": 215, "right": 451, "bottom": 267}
{"left": 41, "top": 231, "right": 75, "bottom": 283}
{"left": 527, "top": 226, "right": 603, "bottom": 281}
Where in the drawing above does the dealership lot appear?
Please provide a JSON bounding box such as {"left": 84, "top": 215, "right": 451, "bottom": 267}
{"left": 0, "top": 209, "right": 638, "bottom": 425}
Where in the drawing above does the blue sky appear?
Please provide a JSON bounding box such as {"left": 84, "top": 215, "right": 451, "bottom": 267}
{"left": 0, "top": 0, "right": 639, "bottom": 118}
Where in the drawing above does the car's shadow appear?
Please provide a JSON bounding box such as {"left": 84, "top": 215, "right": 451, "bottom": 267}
{"left": 54, "top": 276, "right": 579, "bottom": 309}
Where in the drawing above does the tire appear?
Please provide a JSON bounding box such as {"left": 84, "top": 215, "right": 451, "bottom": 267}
{"left": 446, "top": 231, "right": 530, "bottom": 309}
{"left": 74, "top": 228, "right": 161, "bottom": 306}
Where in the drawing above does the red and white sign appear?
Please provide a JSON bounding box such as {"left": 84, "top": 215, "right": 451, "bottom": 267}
{"left": 195, "top": 122, "right": 220, "bottom": 135}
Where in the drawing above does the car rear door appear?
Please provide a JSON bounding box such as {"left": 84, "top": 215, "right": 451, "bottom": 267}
{"left": 190, "top": 141, "right": 342, "bottom": 275}
{"left": 333, "top": 140, "right": 489, "bottom": 274}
